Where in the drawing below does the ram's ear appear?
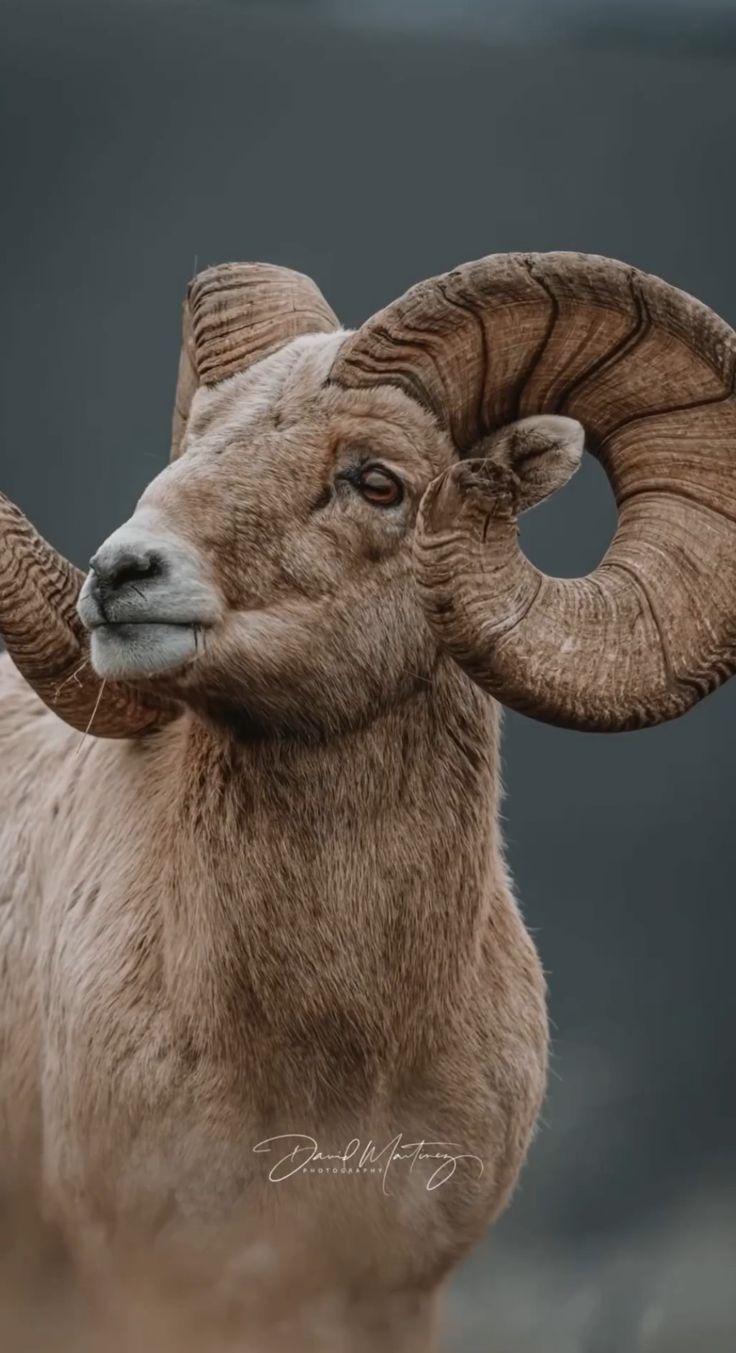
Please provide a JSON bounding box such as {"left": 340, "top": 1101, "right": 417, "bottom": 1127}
{"left": 171, "top": 263, "right": 340, "bottom": 459}
{"left": 477, "top": 415, "right": 584, "bottom": 513}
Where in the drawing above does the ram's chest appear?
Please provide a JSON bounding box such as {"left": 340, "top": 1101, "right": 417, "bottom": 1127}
{"left": 37, "top": 883, "right": 478, "bottom": 1279}
{"left": 35, "top": 868, "right": 377, "bottom": 1241}
{"left": 40, "top": 880, "right": 174, "bottom": 1228}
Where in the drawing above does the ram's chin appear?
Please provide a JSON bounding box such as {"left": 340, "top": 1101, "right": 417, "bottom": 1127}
{"left": 89, "top": 623, "right": 200, "bottom": 679}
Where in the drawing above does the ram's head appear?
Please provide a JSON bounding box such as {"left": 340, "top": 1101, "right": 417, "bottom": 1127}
{"left": 3, "top": 253, "right": 736, "bottom": 736}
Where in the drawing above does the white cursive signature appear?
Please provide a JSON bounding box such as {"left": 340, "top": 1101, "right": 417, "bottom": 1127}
{"left": 252, "top": 1133, "right": 484, "bottom": 1196}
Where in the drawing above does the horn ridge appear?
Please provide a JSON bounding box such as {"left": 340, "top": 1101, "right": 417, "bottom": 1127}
{"left": 335, "top": 251, "right": 736, "bottom": 730}
{"left": 170, "top": 261, "right": 340, "bottom": 458}
{"left": 0, "top": 492, "right": 175, "bottom": 737}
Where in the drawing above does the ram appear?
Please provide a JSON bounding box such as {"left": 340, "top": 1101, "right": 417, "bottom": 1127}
{"left": 1, "top": 253, "right": 735, "bottom": 1350}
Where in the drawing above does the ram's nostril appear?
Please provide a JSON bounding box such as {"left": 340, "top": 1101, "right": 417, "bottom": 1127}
{"left": 112, "top": 554, "right": 160, "bottom": 590}
{"left": 90, "top": 547, "right": 164, "bottom": 597}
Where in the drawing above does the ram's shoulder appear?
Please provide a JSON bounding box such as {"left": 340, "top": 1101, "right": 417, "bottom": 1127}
{"left": 0, "top": 651, "right": 75, "bottom": 769}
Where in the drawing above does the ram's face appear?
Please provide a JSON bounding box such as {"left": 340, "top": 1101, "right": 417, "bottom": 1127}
{"left": 63, "top": 251, "right": 736, "bottom": 744}
{"left": 78, "top": 335, "right": 452, "bottom": 735}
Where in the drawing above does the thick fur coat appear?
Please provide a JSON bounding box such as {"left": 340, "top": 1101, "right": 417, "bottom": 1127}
{"left": 0, "top": 334, "right": 555, "bottom": 1349}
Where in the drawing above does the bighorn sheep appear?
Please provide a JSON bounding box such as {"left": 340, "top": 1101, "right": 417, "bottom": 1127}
{"left": 1, "top": 252, "right": 735, "bottom": 1350}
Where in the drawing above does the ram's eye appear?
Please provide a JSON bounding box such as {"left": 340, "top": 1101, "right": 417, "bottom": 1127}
{"left": 358, "top": 466, "right": 403, "bottom": 508}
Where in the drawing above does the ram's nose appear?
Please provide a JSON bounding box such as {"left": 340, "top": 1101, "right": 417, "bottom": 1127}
{"left": 88, "top": 540, "right": 166, "bottom": 605}
{"left": 77, "top": 518, "right": 221, "bottom": 639}
{"left": 77, "top": 518, "right": 221, "bottom": 678}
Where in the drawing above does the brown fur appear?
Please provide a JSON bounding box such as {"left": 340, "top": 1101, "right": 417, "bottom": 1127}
{"left": 0, "top": 331, "right": 565, "bottom": 1348}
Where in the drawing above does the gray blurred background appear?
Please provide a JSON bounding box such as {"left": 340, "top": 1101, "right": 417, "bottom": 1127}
{"left": 1, "top": 0, "right": 735, "bottom": 1348}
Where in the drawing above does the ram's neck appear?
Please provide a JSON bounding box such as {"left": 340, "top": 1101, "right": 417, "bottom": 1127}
{"left": 154, "top": 664, "right": 502, "bottom": 1111}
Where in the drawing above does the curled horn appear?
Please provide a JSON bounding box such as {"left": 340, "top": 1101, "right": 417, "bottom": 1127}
{"left": 0, "top": 494, "right": 171, "bottom": 736}
{"left": 330, "top": 252, "right": 736, "bottom": 731}
{"left": 170, "top": 262, "right": 340, "bottom": 459}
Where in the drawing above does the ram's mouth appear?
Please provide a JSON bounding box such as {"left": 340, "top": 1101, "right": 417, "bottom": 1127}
{"left": 89, "top": 620, "right": 209, "bottom": 679}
